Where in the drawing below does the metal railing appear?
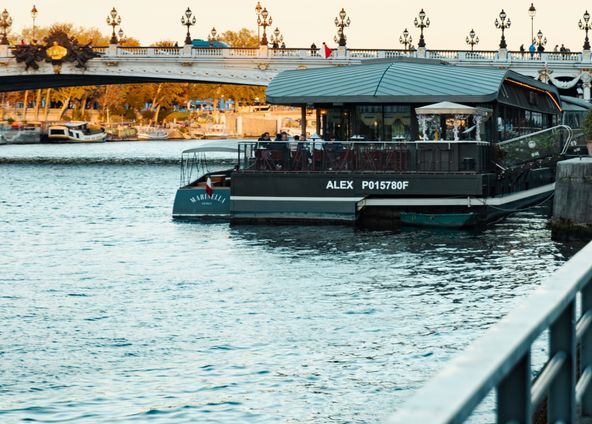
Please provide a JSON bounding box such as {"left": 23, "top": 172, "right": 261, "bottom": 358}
{"left": 389, "top": 241, "right": 592, "bottom": 423}
{"left": 238, "top": 140, "right": 490, "bottom": 173}
{"left": 495, "top": 125, "right": 572, "bottom": 169}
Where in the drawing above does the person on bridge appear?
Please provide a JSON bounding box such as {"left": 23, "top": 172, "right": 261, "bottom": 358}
{"left": 528, "top": 41, "right": 536, "bottom": 58}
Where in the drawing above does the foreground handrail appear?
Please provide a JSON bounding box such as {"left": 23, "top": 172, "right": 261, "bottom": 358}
{"left": 389, "top": 241, "right": 592, "bottom": 423}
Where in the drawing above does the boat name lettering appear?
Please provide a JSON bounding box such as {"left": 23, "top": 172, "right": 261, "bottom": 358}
{"left": 190, "top": 193, "right": 226, "bottom": 204}
{"left": 326, "top": 180, "right": 354, "bottom": 190}
{"left": 362, "top": 180, "right": 409, "bottom": 190}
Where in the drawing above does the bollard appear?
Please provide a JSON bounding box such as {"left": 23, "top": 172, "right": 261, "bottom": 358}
{"left": 552, "top": 158, "right": 592, "bottom": 240}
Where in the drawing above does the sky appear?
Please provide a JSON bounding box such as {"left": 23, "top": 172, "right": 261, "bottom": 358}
{"left": 3, "top": 0, "right": 589, "bottom": 50}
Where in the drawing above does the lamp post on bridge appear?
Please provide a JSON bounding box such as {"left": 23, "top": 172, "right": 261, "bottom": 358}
{"left": 255, "top": 2, "right": 262, "bottom": 44}
{"left": 270, "top": 27, "right": 283, "bottom": 49}
{"left": 181, "top": 7, "right": 196, "bottom": 45}
{"left": 535, "top": 29, "right": 547, "bottom": 52}
{"left": 528, "top": 3, "right": 536, "bottom": 44}
{"left": 579, "top": 10, "right": 591, "bottom": 51}
{"left": 334, "top": 8, "right": 350, "bottom": 47}
{"left": 259, "top": 7, "right": 272, "bottom": 46}
{"left": 495, "top": 9, "right": 511, "bottom": 49}
{"left": 0, "top": 9, "right": 12, "bottom": 46}
{"left": 399, "top": 28, "right": 412, "bottom": 51}
{"left": 118, "top": 28, "right": 125, "bottom": 45}
{"left": 31, "top": 5, "right": 38, "bottom": 42}
{"left": 414, "top": 9, "right": 429, "bottom": 48}
{"left": 106, "top": 7, "right": 122, "bottom": 45}
{"left": 208, "top": 27, "right": 219, "bottom": 47}
{"left": 465, "top": 29, "right": 479, "bottom": 51}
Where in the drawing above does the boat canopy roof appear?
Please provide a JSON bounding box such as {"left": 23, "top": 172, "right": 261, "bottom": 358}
{"left": 182, "top": 140, "right": 240, "bottom": 154}
{"left": 64, "top": 122, "right": 88, "bottom": 128}
{"left": 266, "top": 60, "right": 561, "bottom": 112}
{"left": 415, "top": 101, "right": 492, "bottom": 115}
{"left": 561, "top": 95, "right": 592, "bottom": 112}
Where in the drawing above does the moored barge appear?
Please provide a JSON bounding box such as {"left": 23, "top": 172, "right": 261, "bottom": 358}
{"left": 173, "top": 60, "right": 574, "bottom": 227}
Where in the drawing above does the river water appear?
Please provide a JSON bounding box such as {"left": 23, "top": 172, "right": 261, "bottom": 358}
{"left": 0, "top": 141, "right": 584, "bottom": 423}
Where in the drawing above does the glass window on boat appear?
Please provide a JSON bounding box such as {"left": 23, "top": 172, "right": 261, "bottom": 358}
{"left": 383, "top": 105, "right": 411, "bottom": 141}
{"left": 498, "top": 105, "right": 549, "bottom": 141}
{"left": 354, "top": 105, "right": 383, "bottom": 141}
{"left": 563, "top": 111, "right": 584, "bottom": 129}
{"left": 324, "top": 108, "right": 352, "bottom": 141}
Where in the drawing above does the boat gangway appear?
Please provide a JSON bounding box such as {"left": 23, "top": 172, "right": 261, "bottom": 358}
{"left": 389, "top": 241, "right": 592, "bottom": 423}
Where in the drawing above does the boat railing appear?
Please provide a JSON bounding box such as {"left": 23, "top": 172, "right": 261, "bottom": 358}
{"left": 564, "top": 129, "right": 588, "bottom": 156}
{"left": 238, "top": 140, "right": 491, "bottom": 174}
{"left": 180, "top": 151, "right": 203, "bottom": 187}
{"left": 389, "top": 241, "right": 592, "bottom": 423}
{"left": 495, "top": 125, "right": 572, "bottom": 169}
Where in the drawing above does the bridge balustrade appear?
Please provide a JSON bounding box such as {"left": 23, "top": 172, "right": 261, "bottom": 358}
{"left": 191, "top": 48, "right": 223, "bottom": 57}
{"left": 79, "top": 45, "right": 590, "bottom": 65}
{"left": 389, "top": 241, "right": 592, "bottom": 424}
{"left": 226, "top": 48, "right": 259, "bottom": 57}
{"left": 154, "top": 47, "right": 181, "bottom": 56}
{"left": 117, "top": 47, "right": 148, "bottom": 56}
{"left": 383, "top": 50, "right": 416, "bottom": 59}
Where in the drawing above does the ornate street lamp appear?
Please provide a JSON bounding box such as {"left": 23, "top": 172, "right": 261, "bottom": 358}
{"left": 259, "top": 7, "right": 272, "bottom": 46}
{"left": 118, "top": 28, "right": 124, "bottom": 43}
{"left": 414, "top": 9, "right": 430, "bottom": 48}
{"left": 270, "top": 27, "right": 283, "bottom": 49}
{"left": 181, "top": 7, "right": 196, "bottom": 45}
{"left": 334, "top": 8, "right": 350, "bottom": 47}
{"left": 399, "top": 28, "right": 412, "bottom": 50}
{"left": 528, "top": 3, "right": 536, "bottom": 44}
{"left": 106, "top": 7, "right": 122, "bottom": 45}
{"left": 465, "top": 29, "right": 479, "bottom": 51}
{"left": 0, "top": 9, "right": 12, "bottom": 46}
{"left": 255, "top": 1, "right": 262, "bottom": 43}
{"left": 495, "top": 9, "right": 511, "bottom": 49}
{"left": 579, "top": 10, "right": 591, "bottom": 51}
{"left": 31, "top": 5, "right": 38, "bottom": 41}
{"left": 208, "top": 27, "right": 219, "bottom": 42}
{"left": 535, "top": 29, "right": 547, "bottom": 52}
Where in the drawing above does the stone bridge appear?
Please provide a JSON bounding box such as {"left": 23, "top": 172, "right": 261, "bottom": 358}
{"left": 0, "top": 44, "right": 590, "bottom": 100}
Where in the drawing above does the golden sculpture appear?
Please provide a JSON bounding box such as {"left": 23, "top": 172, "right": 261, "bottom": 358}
{"left": 46, "top": 41, "right": 67, "bottom": 61}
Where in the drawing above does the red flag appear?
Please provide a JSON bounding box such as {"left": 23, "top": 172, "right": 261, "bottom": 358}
{"left": 205, "top": 177, "right": 213, "bottom": 197}
{"left": 322, "top": 42, "right": 332, "bottom": 59}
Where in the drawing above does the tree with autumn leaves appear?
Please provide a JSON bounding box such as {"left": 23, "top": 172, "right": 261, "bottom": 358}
{"left": 5, "top": 24, "right": 265, "bottom": 124}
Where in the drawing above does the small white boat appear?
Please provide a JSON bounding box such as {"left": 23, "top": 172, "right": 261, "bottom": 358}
{"left": 137, "top": 127, "right": 170, "bottom": 140}
{"left": 204, "top": 124, "right": 229, "bottom": 139}
{"left": 47, "top": 122, "right": 106, "bottom": 143}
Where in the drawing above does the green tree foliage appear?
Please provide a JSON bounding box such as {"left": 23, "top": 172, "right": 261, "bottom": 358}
{"left": 19, "top": 23, "right": 110, "bottom": 45}
{"left": 220, "top": 28, "right": 258, "bottom": 48}
{"left": 6, "top": 24, "right": 267, "bottom": 123}
{"left": 151, "top": 40, "right": 177, "bottom": 47}
{"left": 583, "top": 110, "right": 592, "bottom": 140}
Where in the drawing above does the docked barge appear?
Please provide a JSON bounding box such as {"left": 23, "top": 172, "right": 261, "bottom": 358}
{"left": 173, "top": 60, "right": 573, "bottom": 227}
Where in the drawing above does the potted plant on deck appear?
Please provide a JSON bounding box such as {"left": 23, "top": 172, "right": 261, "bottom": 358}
{"left": 583, "top": 110, "right": 592, "bottom": 156}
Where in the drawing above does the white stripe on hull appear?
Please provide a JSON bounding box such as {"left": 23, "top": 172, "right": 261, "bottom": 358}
{"left": 231, "top": 183, "right": 554, "bottom": 207}
{"left": 231, "top": 196, "right": 365, "bottom": 202}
